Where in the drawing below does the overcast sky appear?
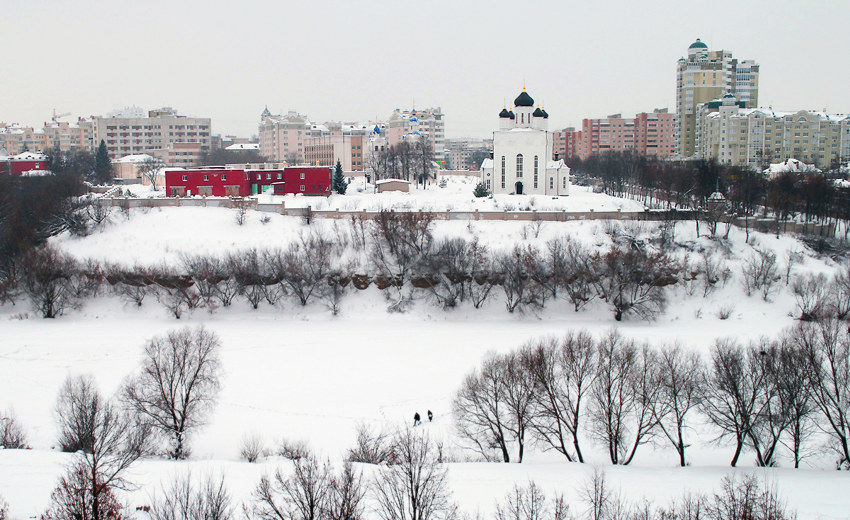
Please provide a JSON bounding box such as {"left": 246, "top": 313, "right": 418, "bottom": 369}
{"left": 2, "top": 0, "right": 846, "bottom": 139}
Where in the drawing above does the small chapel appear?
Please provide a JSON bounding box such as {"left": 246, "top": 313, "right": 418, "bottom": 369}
{"left": 480, "top": 88, "right": 570, "bottom": 196}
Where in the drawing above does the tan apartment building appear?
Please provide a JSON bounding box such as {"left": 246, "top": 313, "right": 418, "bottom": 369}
{"left": 676, "top": 38, "right": 759, "bottom": 157}
{"left": 695, "top": 95, "right": 850, "bottom": 168}
{"left": 386, "top": 107, "right": 445, "bottom": 159}
{"left": 93, "top": 107, "right": 211, "bottom": 166}
{"left": 0, "top": 118, "right": 94, "bottom": 154}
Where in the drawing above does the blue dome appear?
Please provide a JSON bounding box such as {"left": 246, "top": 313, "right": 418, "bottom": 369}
{"left": 689, "top": 38, "right": 708, "bottom": 50}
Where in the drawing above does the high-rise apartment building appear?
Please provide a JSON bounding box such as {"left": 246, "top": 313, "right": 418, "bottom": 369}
{"left": 386, "top": 107, "right": 445, "bottom": 159}
{"left": 93, "top": 107, "right": 211, "bottom": 166}
{"left": 444, "top": 138, "right": 492, "bottom": 170}
{"left": 676, "top": 38, "right": 759, "bottom": 157}
{"left": 0, "top": 118, "right": 94, "bottom": 154}
{"left": 554, "top": 110, "right": 675, "bottom": 160}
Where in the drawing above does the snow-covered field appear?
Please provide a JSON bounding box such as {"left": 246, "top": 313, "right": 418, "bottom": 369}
{"left": 2, "top": 177, "right": 849, "bottom": 518}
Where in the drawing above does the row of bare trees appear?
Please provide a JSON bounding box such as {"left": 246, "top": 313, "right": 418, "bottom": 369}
{"left": 454, "top": 320, "right": 850, "bottom": 469}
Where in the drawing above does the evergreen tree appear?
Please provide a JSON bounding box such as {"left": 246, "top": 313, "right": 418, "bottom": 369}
{"left": 332, "top": 159, "right": 348, "bottom": 194}
{"left": 93, "top": 140, "right": 113, "bottom": 185}
{"left": 473, "top": 181, "right": 490, "bottom": 198}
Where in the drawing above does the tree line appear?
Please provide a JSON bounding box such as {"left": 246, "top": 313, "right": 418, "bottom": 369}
{"left": 4, "top": 209, "right": 850, "bottom": 323}
{"left": 570, "top": 152, "right": 850, "bottom": 238}
{"left": 368, "top": 140, "right": 436, "bottom": 187}
{"left": 453, "top": 319, "right": 850, "bottom": 472}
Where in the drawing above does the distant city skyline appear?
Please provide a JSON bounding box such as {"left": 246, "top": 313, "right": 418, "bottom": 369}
{"left": 1, "top": 1, "right": 847, "bottom": 140}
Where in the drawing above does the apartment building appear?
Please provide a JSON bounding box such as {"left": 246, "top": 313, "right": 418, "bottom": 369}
{"left": 386, "top": 107, "right": 445, "bottom": 159}
{"left": 676, "top": 38, "right": 759, "bottom": 157}
{"left": 303, "top": 123, "right": 384, "bottom": 171}
{"left": 258, "top": 108, "right": 311, "bottom": 163}
{"left": 695, "top": 94, "right": 850, "bottom": 168}
{"left": 93, "top": 107, "right": 211, "bottom": 166}
{"left": 0, "top": 118, "right": 94, "bottom": 154}
{"left": 552, "top": 128, "right": 581, "bottom": 160}
{"left": 567, "top": 109, "right": 675, "bottom": 159}
{"left": 444, "top": 137, "right": 492, "bottom": 170}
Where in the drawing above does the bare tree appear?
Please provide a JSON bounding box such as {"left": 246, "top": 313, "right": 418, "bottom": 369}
{"left": 149, "top": 473, "right": 234, "bottom": 520}
{"left": 467, "top": 238, "right": 496, "bottom": 309}
{"left": 453, "top": 353, "right": 512, "bottom": 462}
{"left": 251, "top": 454, "right": 331, "bottom": 520}
{"left": 151, "top": 265, "right": 201, "bottom": 319}
{"left": 138, "top": 157, "right": 165, "bottom": 191}
{"left": 655, "top": 345, "right": 704, "bottom": 467}
{"left": 592, "top": 247, "right": 679, "bottom": 321}
{"left": 271, "top": 230, "right": 334, "bottom": 306}
{"left": 701, "top": 339, "right": 772, "bottom": 467}
{"left": 241, "top": 432, "right": 266, "bottom": 463}
{"left": 233, "top": 248, "right": 271, "bottom": 309}
{"left": 55, "top": 375, "right": 101, "bottom": 453}
{"left": 496, "top": 246, "right": 543, "bottom": 313}
{"left": 0, "top": 409, "right": 28, "bottom": 449}
{"left": 372, "top": 428, "right": 457, "bottom": 520}
{"left": 589, "top": 332, "right": 662, "bottom": 465}
{"left": 792, "top": 319, "right": 850, "bottom": 468}
{"left": 123, "top": 326, "right": 222, "bottom": 459}
{"left": 426, "top": 237, "right": 471, "bottom": 309}
{"left": 791, "top": 272, "right": 831, "bottom": 321}
{"left": 527, "top": 331, "right": 597, "bottom": 463}
{"left": 346, "top": 422, "right": 394, "bottom": 464}
{"left": 830, "top": 263, "right": 850, "bottom": 320}
{"left": 494, "top": 481, "right": 572, "bottom": 520}
{"left": 324, "top": 461, "right": 367, "bottom": 520}
{"left": 500, "top": 347, "right": 538, "bottom": 463}
{"left": 580, "top": 468, "right": 629, "bottom": 520}
{"left": 774, "top": 339, "right": 816, "bottom": 468}
{"left": 559, "top": 239, "right": 597, "bottom": 312}
{"left": 107, "top": 264, "right": 155, "bottom": 307}
{"left": 41, "top": 461, "right": 126, "bottom": 520}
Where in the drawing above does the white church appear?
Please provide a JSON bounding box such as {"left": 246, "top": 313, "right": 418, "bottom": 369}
{"left": 480, "top": 88, "right": 570, "bottom": 196}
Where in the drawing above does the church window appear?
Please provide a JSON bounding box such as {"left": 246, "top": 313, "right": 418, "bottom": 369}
{"left": 533, "top": 156, "right": 538, "bottom": 188}
{"left": 563, "top": 176, "right": 567, "bottom": 189}
{"left": 516, "top": 154, "right": 523, "bottom": 178}
{"left": 501, "top": 156, "right": 506, "bottom": 188}
{"left": 549, "top": 177, "right": 554, "bottom": 189}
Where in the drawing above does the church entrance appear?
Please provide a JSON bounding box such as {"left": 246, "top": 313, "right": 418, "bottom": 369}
{"left": 515, "top": 181, "right": 524, "bottom": 195}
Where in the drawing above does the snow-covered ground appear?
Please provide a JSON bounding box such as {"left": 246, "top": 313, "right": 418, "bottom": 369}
{"left": 1, "top": 179, "right": 849, "bottom": 518}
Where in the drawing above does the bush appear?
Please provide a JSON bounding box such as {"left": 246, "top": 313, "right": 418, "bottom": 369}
{"left": 241, "top": 432, "right": 265, "bottom": 463}
{"left": 277, "top": 438, "right": 311, "bottom": 461}
{"left": 346, "top": 422, "right": 394, "bottom": 464}
{"left": 0, "top": 409, "right": 28, "bottom": 449}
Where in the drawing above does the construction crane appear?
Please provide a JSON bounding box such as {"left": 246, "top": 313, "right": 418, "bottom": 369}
{"left": 51, "top": 109, "right": 71, "bottom": 122}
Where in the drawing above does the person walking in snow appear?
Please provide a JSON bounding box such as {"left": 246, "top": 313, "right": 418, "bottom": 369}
{"left": 427, "top": 410, "right": 433, "bottom": 422}
{"left": 414, "top": 412, "right": 421, "bottom": 426}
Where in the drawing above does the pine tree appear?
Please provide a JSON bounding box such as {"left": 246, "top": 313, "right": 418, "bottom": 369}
{"left": 473, "top": 181, "right": 490, "bottom": 198}
{"left": 332, "top": 159, "right": 348, "bottom": 195}
{"left": 93, "top": 140, "right": 113, "bottom": 185}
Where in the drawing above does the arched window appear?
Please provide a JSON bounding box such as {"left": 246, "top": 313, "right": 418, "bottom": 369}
{"left": 516, "top": 154, "right": 523, "bottom": 178}
{"left": 533, "top": 155, "right": 539, "bottom": 188}
{"left": 501, "top": 156, "right": 506, "bottom": 189}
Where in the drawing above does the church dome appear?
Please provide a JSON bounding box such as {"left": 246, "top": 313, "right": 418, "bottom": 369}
{"left": 514, "top": 89, "right": 534, "bottom": 107}
{"left": 499, "top": 108, "right": 511, "bottom": 118}
{"left": 533, "top": 107, "right": 544, "bottom": 118}
{"left": 689, "top": 38, "right": 708, "bottom": 50}
{"left": 541, "top": 107, "right": 549, "bottom": 119}
{"left": 508, "top": 110, "right": 515, "bottom": 120}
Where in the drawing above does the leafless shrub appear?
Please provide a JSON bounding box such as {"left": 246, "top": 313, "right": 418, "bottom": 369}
{"left": 742, "top": 247, "right": 780, "bottom": 301}
{"left": 19, "top": 245, "right": 80, "bottom": 318}
{"left": 791, "top": 272, "right": 831, "bottom": 321}
{"left": 123, "top": 326, "right": 222, "bottom": 459}
{"left": 55, "top": 374, "right": 101, "bottom": 453}
{"left": 700, "top": 252, "right": 731, "bottom": 297}
{"left": 496, "top": 246, "right": 544, "bottom": 313}
{"left": 369, "top": 210, "right": 434, "bottom": 312}
{"left": 716, "top": 304, "right": 734, "bottom": 320}
{"left": 520, "top": 219, "right": 545, "bottom": 240}
{"left": 325, "top": 461, "right": 367, "bottom": 520}
{"left": 251, "top": 453, "right": 330, "bottom": 520}
{"left": 467, "top": 239, "right": 496, "bottom": 309}
{"left": 494, "top": 481, "right": 572, "bottom": 520}
{"left": 107, "top": 264, "right": 155, "bottom": 307}
{"left": 149, "top": 472, "right": 234, "bottom": 520}
{"left": 234, "top": 198, "right": 250, "bottom": 226}
{"left": 346, "top": 422, "right": 393, "bottom": 464}
{"left": 232, "top": 248, "right": 271, "bottom": 309}
{"left": 784, "top": 249, "right": 805, "bottom": 285}
{"left": 0, "top": 409, "right": 28, "bottom": 449}
{"left": 581, "top": 468, "right": 629, "bottom": 520}
{"left": 41, "top": 461, "right": 127, "bottom": 520}
{"left": 829, "top": 263, "right": 850, "bottom": 319}
{"left": 270, "top": 229, "right": 334, "bottom": 306}
{"left": 277, "top": 438, "right": 311, "bottom": 461}
{"left": 151, "top": 265, "right": 201, "bottom": 319}
{"left": 241, "top": 432, "right": 265, "bottom": 463}
{"left": 704, "top": 474, "right": 796, "bottom": 520}
{"left": 558, "top": 239, "right": 597, "bottom": 311}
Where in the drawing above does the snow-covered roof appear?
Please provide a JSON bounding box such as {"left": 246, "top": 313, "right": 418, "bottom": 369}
{"left": 764, "top": 158, "right": 820, "bottom": 174}
{"left": 11, "top": 151, "right": 47, "bottom": 161}
{"left": 114, "top": 154, "right": 155, "bottom": 164}
{"left": 547, "top": 159, "right": 568, "bottom": 170}
{"left": 376, "top": 179, "right": 410, "bottom": 185}
{"left": 480, "top": 158, "right": 493, "bottom": 170}
{"left": 225, "top": 143, "right": 259, "bottom": 151}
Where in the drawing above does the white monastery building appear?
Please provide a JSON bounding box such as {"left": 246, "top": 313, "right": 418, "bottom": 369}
{"left": 481, "top": 88, "right": 569, "bottom": 196}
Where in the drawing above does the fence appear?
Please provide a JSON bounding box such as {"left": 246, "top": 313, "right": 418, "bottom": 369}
{"left": 97, "top": 197, "right": 835, "bottom": 236}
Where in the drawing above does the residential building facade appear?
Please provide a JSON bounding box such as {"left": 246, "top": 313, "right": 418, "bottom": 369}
{"left": 444, "top": 137, "right": 492, "bottom": 171}
{"left": 676, "top": 38, "right": 759, "bottom": 157}
{"left": 0, "top": 118, "right": 94, "bottom": 154}
{"left": 93, "top": 107, "right": 211, "bottom": 166}
{"left": 695, "top": 95, "right": 850, "bottom": 168}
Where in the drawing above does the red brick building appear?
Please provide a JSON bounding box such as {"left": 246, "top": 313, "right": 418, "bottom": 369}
{"left": 165, "top": 165, "right": 331, "bottom": 197}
